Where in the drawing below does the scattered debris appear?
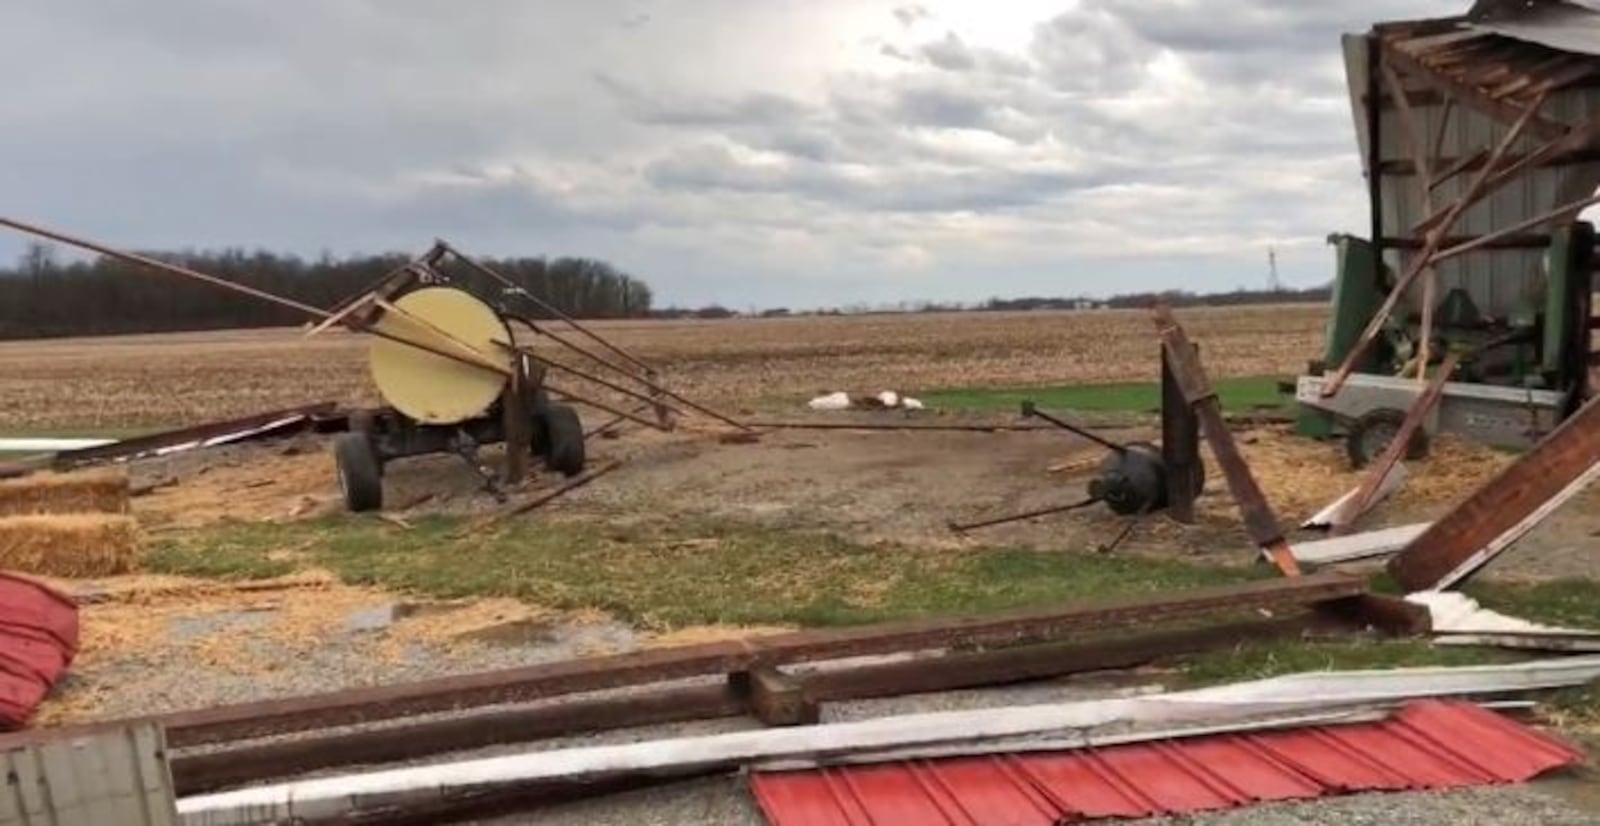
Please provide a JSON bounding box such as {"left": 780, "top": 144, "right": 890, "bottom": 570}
{"left": 1291, "top": 522, "right": 1430, "bottom": 565}
{"left": 751, "top": 701, "right": 1582, "bottom": 825}
{"left": 0, "top": 438, "right": 115, "bottom": 452}
{"left": 173, "top": 658, "right": 1600, "bottom": 823}
{"left": 53, "top": 403, "right": 339, "bottom": 473}
{"left": 1388, "top": 390, "right": 1600, "bottom": 592}
{"left": 1302, "top": 463, "right": 1408, "bottom": 529}
{"left": 805, "top": 391, "right": 926, "bottom": 411}
{"left": 1409, "top": 591, "right": 1600, "bottom": 652}
{"left": 469, "top": 460, "right": 624, "bottom": 532}
{"left": 1154, "top": 305, "right": 1299, "bottom": 575}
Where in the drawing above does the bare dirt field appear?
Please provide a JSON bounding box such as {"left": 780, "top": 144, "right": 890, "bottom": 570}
{"left": 0, "top": 305, "right": 1326, "bottom": 431}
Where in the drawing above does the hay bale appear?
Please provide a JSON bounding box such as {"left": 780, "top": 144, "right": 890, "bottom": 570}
{"left": 0, "top": 515, "right": 140, "bottom": 577}
{"left": 0, "top": 470, "right": 130, "bottom": 517}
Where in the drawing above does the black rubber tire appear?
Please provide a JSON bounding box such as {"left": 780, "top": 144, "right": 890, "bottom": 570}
{"left": 1345, "top": 408, "right": 1430, "bottom": 469}
{"left": 333, "top": 433, "right": 384, "bottom": 512}
{"left": 536, "top": 404, "right": 586, "bottom": 477}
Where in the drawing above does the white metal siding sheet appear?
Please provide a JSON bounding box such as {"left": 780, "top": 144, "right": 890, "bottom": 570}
{"left": 1, "top": 724, "right": 177, "bottom": 826}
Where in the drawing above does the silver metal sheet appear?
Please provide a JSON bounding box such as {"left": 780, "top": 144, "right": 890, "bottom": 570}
{"left": 1469, "top": 1, "right": 1600, "bottom": 55}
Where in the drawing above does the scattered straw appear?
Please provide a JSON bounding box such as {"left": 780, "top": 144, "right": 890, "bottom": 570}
{"left": 643, "top": 624, "right": 795, "bottom": 649}
{"left": 0, "top": 514, "right": 139, "bottom": 577}
{"left": 0, "top": 470, "right": 129, "bottom": 517}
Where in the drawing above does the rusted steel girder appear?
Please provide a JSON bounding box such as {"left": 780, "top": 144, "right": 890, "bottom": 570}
{"left": 141, "top": 573, "right": 1363, "bottom": 748}
{"left": 1388, "top": 392, "right": 1600, "bottom": 591}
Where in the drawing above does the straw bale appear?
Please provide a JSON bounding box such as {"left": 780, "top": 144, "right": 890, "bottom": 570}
{"left": 0, "top": 514, "right": 140, "bottom": 577}
{"left": 0, "top": 470, "right": 130, "bottom": 517}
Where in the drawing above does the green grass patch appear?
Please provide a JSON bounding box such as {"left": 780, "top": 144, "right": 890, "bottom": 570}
{"left": 919, "top": 376, "right": 1288, "bottom": 415}
{"left": 1184, "top": 637, "right": 1511, "bottom": 687}
{"left": 1468, "top": 578, "right": 1600, "bottom": 630}
{"left": 149, "top": 516, "right": 1262, "bottom": 629}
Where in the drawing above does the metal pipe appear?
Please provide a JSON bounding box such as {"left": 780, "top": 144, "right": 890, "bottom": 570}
{"left": 532, "top": 339, "right": 748, "bottom": 431}
{"left": 1019, "top": 402, "right": 1126, "bottom": 452}
{"left": 743, "top": 421, "right": 1058, "bottom": 433}
{"left": 545, "top": 385, "right": 671, "bottom": 433}
{"left": 508, "top": 345, "right": 691, "bottom": 420}
{"left": 506, "top": 343, "right": 756, "bottom": 432}
{"left": 505, "top": 311, "right": 652, "bottom": 382}
{"left": 948, "top": 498, "right": 1103, "bottom": 533}
{"left": 439, "top": 241, "right": 656, "bottom": 374}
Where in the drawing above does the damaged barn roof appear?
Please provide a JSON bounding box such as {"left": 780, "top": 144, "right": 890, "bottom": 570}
{"left": 1338, "top": 2, "right": 1600, "bottom": 321}
{"left": 1468, "top": 0, "right": 1600, "bottom": 56}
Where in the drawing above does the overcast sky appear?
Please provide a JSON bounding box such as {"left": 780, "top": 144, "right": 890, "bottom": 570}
{"left": 2, "top": 0, "right": 1465, "bottom": 308}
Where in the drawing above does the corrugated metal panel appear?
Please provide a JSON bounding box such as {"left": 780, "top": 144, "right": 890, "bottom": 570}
{"left": 1470, "top": 1, "right": 1600, "bottom": 56}
{"left": 750, "top": 701, "right": 1584, "bottom": 826}
{"left": 0, "top": 574, "right": 79, "bottom": 729}
{"left": 0, "top": 723, "right": 178, "bottom": 826}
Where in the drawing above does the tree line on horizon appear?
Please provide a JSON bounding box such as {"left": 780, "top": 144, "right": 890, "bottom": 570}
{"left": 0, "top": 243, "right": 654, "bottom": 340}
{"left": 653, "top": 284, "right": 1332, "bottom": 319}
{"left": 0, "top": 242, "right": 1330, "bottom": 339}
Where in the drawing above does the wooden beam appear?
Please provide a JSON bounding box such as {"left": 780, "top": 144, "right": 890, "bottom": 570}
{"left": 1389, "top": 392, "right": 1600, "bottom": 591}
{"left": 1381, "top": 40, "right": 1568, "bottom": 140}
{"left": 127, "top": 573, "right": 1365, "bottom": 748}
{"left": 169, "top": 616, "right": 1326, "bottom": 795}
{"left": 1321, "top": 91, "right": 1548, "bottom": 399}
{"left": 1411, "top": 113, "right": 1600, "bottom": 238}
{"left": 1152, "top": 305, "right": 1298, "bottom": 576}
{"left": 1331, "top": 352, "right": 1461, "bottom": 537}
{"left": 730, "top": 667, "right": 819, "bottom": 727}
{"left": 1380, "top": 234, "right": 1551, "bottom": 250}
{"left": 1434, "top": 191, "right": 1600, "bottom": 262}
{"left": 1382, "top": 59, "right": 1442, "bottom": 382}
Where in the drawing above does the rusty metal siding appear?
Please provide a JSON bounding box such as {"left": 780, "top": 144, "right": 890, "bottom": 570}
{"left": 1352, "top": 38, "right": 1600, "bottom": 318}
{"left": 0, "top": 723, "right": 177, "bottom": 826}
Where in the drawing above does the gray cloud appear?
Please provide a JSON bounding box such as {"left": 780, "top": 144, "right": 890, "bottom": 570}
{"left": 1, "top": 0, "right": 1472, "bottom": 308}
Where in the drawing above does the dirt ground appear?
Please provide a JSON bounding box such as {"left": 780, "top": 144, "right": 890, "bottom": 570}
{"left": 124, "top": 415, "right": 1585, "bottom": 577}
{"left": 0, "top": 305, "right": 1326, "bottom": 431}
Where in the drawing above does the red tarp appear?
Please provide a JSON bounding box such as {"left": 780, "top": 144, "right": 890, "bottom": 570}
{"left": 0, "top": 573, "right": 80, "bottom": 729}
{"left": 751, "top": 701, "right": 1584, "bottom": 825}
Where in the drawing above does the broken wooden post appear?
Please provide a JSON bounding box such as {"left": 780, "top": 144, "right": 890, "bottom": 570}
{"left": 1151, "top": 305, "right": 1299, "bottom": 576}
{"left": 1331, "top": 352, "right": 1461, "bottom": 536}
{"left": 730, "top": 667, "right": 819, "bottom": 727}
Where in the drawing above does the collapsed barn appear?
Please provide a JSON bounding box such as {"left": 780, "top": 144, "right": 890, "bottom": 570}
{"left": 1300, "top": 0, "right": 1600, "bottom": 457}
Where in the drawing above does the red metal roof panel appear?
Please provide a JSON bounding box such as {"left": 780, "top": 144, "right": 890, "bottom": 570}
{"left": 751, "top": 702, "right": 1583, "bottom": 826}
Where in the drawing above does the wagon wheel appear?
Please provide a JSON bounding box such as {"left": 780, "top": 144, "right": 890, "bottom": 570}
{"left": 1345, "top": 408, "right": 1430, "bottom": 469}
{"left": 333, "top": 433, "right": 384, "bottom": 512}
{"left": 533, "top": 404, "right": 586, "bottom": 477}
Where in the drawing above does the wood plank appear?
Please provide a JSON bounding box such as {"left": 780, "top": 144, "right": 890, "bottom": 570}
{"left": 168, "top": 616, "right": 1322, "bottom": 794}
{"left": 1152, "top": 306, "right": 1297, "bottom": 575}
{"left": 141, "top": 574, "right": 1365, "bottom": 747}
{"left": 1332, "top": 353, "right": 1460, "bottom": 536}
{"left": 1389, "top": 392, "right": 1600, "bottom": 590}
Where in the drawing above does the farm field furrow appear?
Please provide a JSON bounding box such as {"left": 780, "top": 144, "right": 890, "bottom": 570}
{"left": 0, "top": 305, "right": 1326, "bottom": 431}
